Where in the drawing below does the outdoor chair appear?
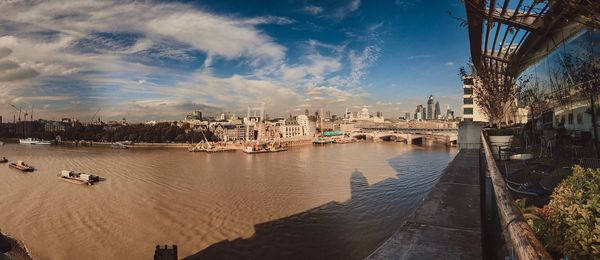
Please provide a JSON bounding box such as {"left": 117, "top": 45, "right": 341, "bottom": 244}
{"left": 577, "top": 158, "right": 600, "bottom": 169}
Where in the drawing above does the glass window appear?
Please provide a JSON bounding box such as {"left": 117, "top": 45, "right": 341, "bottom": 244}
{"left": 577, "top": 113, "right": 583, "bottom": 124}
{"left": 463, "top": 98, "right": 473, "bottom": 104}
{"left": 463, "top": 78, "right": 474, "bottom": 85}
{"left": 464, "top": 88, "right": 473, "bottom": 95}
{"left": 568, "top": 113, "right": 574, "bottom": 124}
{"left": 463, "top": 108, "right": 473, "bottom": 115}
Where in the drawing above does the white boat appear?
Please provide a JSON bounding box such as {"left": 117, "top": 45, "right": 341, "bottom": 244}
{"left": 19, "top": 138, "right": 53, "bottom": 145}
{"left": 111, "top": 142, "right": 129, "bottom": 149}
{"left": 58, "top": 170, "right": 101, "bottom": 185}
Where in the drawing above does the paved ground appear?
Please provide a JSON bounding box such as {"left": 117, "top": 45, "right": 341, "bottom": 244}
{"left": 367, "top": 149, "right": 482, "bottom": 259}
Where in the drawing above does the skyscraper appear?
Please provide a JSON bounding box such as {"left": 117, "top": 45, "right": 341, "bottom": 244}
{"left": 427, "top": 95, "right": 434, "bottom": 120}
{"left": 434, "top": 101, "right": 441, "bottom": 119}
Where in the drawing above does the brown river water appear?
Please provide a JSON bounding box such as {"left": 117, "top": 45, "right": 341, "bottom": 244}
{"left": 0, "top": 143, "right": 456, "bottom": 260}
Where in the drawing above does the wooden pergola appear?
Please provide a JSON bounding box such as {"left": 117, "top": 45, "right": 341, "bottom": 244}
{"left": 464, "top": 0, "right": 587, "bottom": 80}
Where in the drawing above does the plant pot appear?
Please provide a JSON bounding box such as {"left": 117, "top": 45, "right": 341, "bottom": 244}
{"left": 489, "top": 135, "right": 513, "bottom": 159}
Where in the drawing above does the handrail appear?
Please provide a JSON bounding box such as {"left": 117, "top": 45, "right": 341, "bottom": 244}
{"left": 481, "top": 132, "right": 551, "bottom": 260}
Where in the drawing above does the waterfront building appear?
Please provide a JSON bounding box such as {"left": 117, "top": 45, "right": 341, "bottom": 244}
{"left": 44, "top": 121, "right": 70, "bottom": 132}
{"left": 461, "top": 76, "right": 488, "bottom": 122}
{"left": 296, "top": 114, "right": 315, "bottom": 137}
{"left": 405, "top": 112, "right": 411, "bottom": 121}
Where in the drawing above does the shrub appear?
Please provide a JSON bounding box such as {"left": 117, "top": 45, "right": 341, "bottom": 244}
{"left": 546, "top": 166, "right": 600, "bottom": 258}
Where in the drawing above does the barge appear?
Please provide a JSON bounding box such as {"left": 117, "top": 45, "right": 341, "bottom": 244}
{"left": 58, "top": 170, "right": 101, "bottom": 185}
{"left": 9, "top": 161, "right": 34, "bottom": 171}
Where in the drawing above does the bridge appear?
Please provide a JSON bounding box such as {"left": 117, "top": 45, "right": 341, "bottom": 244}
{"left": 351, "top": 128, "right": 458, "bottom": 146}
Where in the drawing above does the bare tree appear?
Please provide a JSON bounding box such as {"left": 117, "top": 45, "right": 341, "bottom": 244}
{"left": 459, "top": 65, "right": 521, "bottom": 128}
{"left": 560, "top": 51, "right": 600, "bottom": 157}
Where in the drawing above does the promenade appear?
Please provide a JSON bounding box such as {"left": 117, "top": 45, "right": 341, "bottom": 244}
{"left": 367, "top": 149, "right": 482, "bottom": 259}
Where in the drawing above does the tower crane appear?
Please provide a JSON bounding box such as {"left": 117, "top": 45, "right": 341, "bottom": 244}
{"left": 89, "top": 108, "right": 101, "bottom": 124}
{"left": 8, "top": 103, "right": 22, "bottom": 121}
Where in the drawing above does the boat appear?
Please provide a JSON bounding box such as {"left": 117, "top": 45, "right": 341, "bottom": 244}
{"left": 111, "top": 142, "right": 129, "bottom": 149}
{"left": 334, "top": 138, "right": 357, "bottom": 144}
{"left": 58, "top": 170, "right": 101, "bottom": 185}
{"left": 313, "top": 137, "right": 333, "bottom": 145}
{"left": 9, "top": 161, "right": 34, "bottom": 171}
{"left": 0, "top": 157, "right": 7, "bottom": 163}
{"left": 244, "top": 140, "right": 288, "bottom": 154}
{"left": 19, "top": 138, "right": 53, "bottom": 145}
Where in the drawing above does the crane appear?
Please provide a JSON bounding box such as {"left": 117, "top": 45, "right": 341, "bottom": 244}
{"left": 30, "top": 104, "right": 34, "bottom": 121}
{"left": 89, "top": 108, "right": 101, "bottom": 124}
{"left": 8, "top": 103, "right": 22, "bottom": 121}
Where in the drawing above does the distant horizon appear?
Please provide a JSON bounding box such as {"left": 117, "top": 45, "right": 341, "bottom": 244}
{"left": 0, "top": 0, "right": 469, "bottom": 122}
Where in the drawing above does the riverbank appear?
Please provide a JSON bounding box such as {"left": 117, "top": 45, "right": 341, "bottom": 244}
{"left": 367, "top": 149, "right": 482, "bottom": 259}
{"left": 59, "top": 138, "right": 317, "bottom": 149}
{"left": 0, "top": 232, "right": 32, "bottom": 260}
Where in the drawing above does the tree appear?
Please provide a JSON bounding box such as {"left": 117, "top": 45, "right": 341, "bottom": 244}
{"left": 560, "top": 52, "right": 600, "bottom": 157}
{"left": 460, "top": 66, "right": 521, "bottom": 128}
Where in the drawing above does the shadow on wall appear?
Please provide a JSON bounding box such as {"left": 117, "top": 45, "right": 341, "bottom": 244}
{"left": 184, "top": 168, "right": 435, "bottom": 260}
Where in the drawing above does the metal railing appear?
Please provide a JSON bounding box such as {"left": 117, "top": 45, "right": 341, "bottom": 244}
{"left": 480, "top": 132, "right": 551, "bottom": 260}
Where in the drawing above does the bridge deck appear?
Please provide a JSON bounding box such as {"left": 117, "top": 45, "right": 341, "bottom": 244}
{"left": 367, "top": 149, "right": 482, "bottom": 259}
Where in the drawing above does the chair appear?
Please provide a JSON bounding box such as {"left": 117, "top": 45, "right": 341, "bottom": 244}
{"left": 577, "top": 158, "right": 600, "bottom": 169}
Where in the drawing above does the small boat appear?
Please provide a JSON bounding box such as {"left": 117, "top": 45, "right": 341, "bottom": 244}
{"left": 243, "top": 142, "right": 288, "bottom": 154}
{"left": 19, "top": 138, "right": 53, "bottom": 145}
{"left": 0, "top": 157, "right": 7, "bottom": 163}
{"left": 313, "top": 138, "right": 333, "bottom": 144}
{"left": 58, "top": 170, "right": 101, "bottom": 185}
{"left": 334, "top": 138, "right": 357, "bottom": 144}
{"left": 9, "top": 161, "right": 34, "bottom": 171}
{"left": 111, "top": 142, "right": 129, "bottom": 149}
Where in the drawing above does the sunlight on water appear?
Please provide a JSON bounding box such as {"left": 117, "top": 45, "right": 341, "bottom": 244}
{"left": 0, "top": 143, "right": 455, "bottom": 260}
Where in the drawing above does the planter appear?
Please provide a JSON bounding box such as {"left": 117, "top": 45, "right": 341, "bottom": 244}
{"left": 489, "top": 135, "right": 514, "bottom": 160}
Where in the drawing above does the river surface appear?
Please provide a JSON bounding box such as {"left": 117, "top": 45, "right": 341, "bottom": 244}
{"left": 0, "top": 143, "right": 456, "bottom": 260}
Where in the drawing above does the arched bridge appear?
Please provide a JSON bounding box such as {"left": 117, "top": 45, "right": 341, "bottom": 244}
{"left": 351, "top": 131, "right": 458, "bottom": 146}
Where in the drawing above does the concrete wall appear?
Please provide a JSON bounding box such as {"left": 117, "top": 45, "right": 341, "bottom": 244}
{"left": 458, "top": 121, "right": 482, "bottom": 150}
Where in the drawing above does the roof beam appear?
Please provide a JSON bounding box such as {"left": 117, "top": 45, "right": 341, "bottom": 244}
{"left": 486, "top": 8, "right": 542, "bottom": 31}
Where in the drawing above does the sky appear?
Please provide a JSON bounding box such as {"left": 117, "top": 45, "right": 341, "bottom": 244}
{"left": 0, "top": 0, "right": 470, "bottom": 122}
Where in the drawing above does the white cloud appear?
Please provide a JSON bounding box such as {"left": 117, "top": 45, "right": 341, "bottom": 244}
{"left": 303, "top": 5, "right": 324, "bottom": 15}
{"left": 332, "top": 0, "right": 361, "bottom": 20}
{"left": 408, "top": 54, "right": 432, "bottom": 60}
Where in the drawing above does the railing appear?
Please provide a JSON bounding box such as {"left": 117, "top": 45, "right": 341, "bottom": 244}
{"left": 480, "top": 132, "right": 551, "bottom": 260}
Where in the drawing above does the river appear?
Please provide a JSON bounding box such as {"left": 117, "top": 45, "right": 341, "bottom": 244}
{"left": 0, "top": 142, "right": 456, "bottom": 260}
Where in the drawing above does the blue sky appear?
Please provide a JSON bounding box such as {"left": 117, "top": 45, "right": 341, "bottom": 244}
{"left": 0, "top": 0, "right": 469, "bottom": 121}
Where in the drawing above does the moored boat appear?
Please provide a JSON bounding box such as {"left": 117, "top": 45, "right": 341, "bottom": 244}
{"left": 19, "top": 138, "right": 53, "bottom": 145}
{"left": 111, "top": 142, "right": 129, "bottom": 149}
{"left": 58, "top": 170, "right": 101, "bottom": 185}
{"left": 313, "top": 138, "right": 333, "bottom": 144}
{"left": 9, "top": 161, "right": 34, "bottom": 171}
{"left": 0, "top": 157, "right": 7, "bottom": 163}
{"left": 243, "top": 141, "right": 288, "bottom": 154}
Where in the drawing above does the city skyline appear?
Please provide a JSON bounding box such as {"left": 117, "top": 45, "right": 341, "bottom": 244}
{"left": 0, "top": 0, "right": 469, "bottom": 121}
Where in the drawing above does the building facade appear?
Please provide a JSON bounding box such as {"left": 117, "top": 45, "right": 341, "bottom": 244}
{"left": 461, "top": 76, "right": 488, "bottom": 122}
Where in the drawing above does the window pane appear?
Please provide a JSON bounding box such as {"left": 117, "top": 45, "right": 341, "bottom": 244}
{"left": 464, "top": 88, "right": 473, "bottom": 95}
{"left": 463, "top": 98, "right": 473, "bottom": 104}
{"left": 464, "top": 108, "right": 473, "bottom": 115}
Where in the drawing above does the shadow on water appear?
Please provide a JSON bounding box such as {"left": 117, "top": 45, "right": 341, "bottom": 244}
{"left": 185, "top": 165, "right": 444, "bottom": 260}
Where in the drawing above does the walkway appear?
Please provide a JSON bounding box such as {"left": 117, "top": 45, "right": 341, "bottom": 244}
{"left": 367, "top": 149, "right": 482, "bottom": 259}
